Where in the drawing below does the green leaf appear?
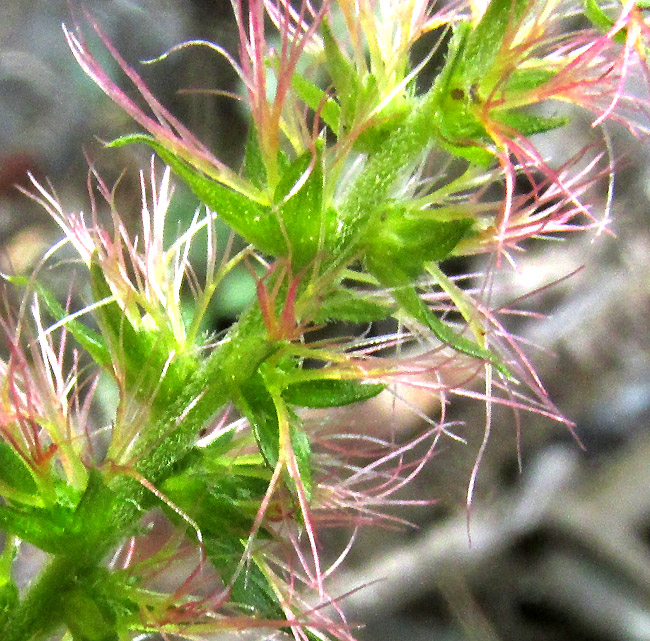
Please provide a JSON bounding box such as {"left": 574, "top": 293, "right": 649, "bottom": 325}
{"left": 274, "top": 147, "right": 333, "bottom": 267}
{"left": 69, "top": 470, "right": 119, "bottom": 554}
{"left": 162, "top": 471, "right": 282, "bottom": 620}
{"left": 429, "top": 24, "right": 495, "bottom": 166}
{"left": 505, "top": 68, "right": 556, "bottom": 94}
{"left": 89, "top": 256, "right": 193, "bottom": 412}
{"left": 237, "top": 371, "right": 281, "bottom": 469}
{"left": 584, "top": 0, "right": 615, "bottom": 31}
{"left": 62, "top": 586, "right": 119, "bottom": 641}
{"left": 0, "top": 441, "right": 37, "bottom": 496}
{"left": 289, "top": 424, "right": 312, "bottom": 499}
{"left": 89, "top": 256, "right": 159, "bottom": 393}
{"left": 0, "top": 504, "right": 70, "bottom": 553}
{"left": 437, "top": 137, "right": 495, "bottom": 166}
{"left": 463, "top": 0, "right": 530, "bottom": 79}
{"left": 431, "top": 22, "right": 471, "bottom": 99}
{"left": 583, "top": 0, "right": 628, "bottom": 43}
{"left": 0, "top": 582, "right": 18, "bottom": 630}
{"left": 242, "top": 126, "right": 267, "bottom": 189}
{"left": 107, "top": 135, "right": 287, "bottom": 257}
{"left": 292, "top": 72, "right": 341, "bottom": 134}
{"left": 433, "top": 89, "right": 490, "bottom": 163}
{"left": 235, "top": 370, "right": 314, "bottom": 499}
{"left": 314, "top": 288, "right": 394, "bottom": 323}
{"left": 6, "top": 276, "right": 110, "bottom": 369}
{"left": 283, "top": 379, "right": 385, "bottom": 408}
{"left": 366, "top": 210, "right": 473, "bottom": 280}
{"left": 204, "top": 535, "right": 281, "bottom": 618}
{"left": 492, "top": 110, "right": 568, "bottom": 137}
{"left": 370, "top": 262, "right": 510, "bottom": 376}
{"left": 164, "top": 474, "right": 263, "bottom": 540}
{"left": 89, "top": 256, "right": 140, "bottom": 357}
{"left": 340, "top": 121, "right": 434, "bottom": 252}
{"left": 321, "top": 17, "right": 361, "bottom": 129}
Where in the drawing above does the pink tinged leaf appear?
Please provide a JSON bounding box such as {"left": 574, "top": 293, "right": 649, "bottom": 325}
{"left": 63, "top": 20, "right": 253, "bottom": 196}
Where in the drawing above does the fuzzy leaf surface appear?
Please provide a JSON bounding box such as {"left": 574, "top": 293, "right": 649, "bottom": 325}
{"left": 284, "top": 379, "right": 385, "bottom": 408}
{"left": 366, "top": 212, "right": 473, "bottom": 280}
{"left": 314, "top": 289, "right": 394, "bottom": 323}
{"left": 370, "top": 262, "right": 510, "bottom": 376}
{"left": 0, "top": 442, "right": 37, "bottom": 496}
{"left": 89, "top": 256, "right": 193, "bottom": 414}
{"left": 292, "top": 73, "right": 341, "bottom": 134}
{"left": 108, "top": 135, "right": 287, "bottom": 257}
{"left": 274, "top": 148, "right": 333, "bottom": 267}
{"left": 7, "top": 276, "right": 110, "bottom": 369}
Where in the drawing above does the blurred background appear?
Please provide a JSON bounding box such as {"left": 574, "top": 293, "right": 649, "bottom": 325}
{"left": 1, "top": 1, "right": 649, "bottom": 640}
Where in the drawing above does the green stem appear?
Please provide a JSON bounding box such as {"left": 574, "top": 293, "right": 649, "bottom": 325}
{"left": 3, "top": 555, "right": 81, "bottom": 641}
{"left": 2, "top": 307, "right": 274, "bottom": 641}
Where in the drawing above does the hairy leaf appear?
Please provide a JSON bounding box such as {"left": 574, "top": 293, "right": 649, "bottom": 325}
{"left": 284, "top": 379, "right": 385, "bottom": 408}
{"left": 242, "top": 125, "right": 268, "bottom": 189}
{"left": 108, "top": 135, "right": 287, "bottom": 256}
{"left": 274, "top": 148, "right": 333, "bottom": 267}
{"left": 463, "top": 0, "right": 530, "bottom": 79}
{"left": 62, "top": 588, "right": 119, "bottom": 641}
{"left": 237, "top": 371, "right": 281, "bottom": 469}
{"left": 0, "top": 582, "right": 18, "bottom": 630}
{"left": 366, "top": 211, "right": 473, "bottom": 280}
{"left": 0, "top": 441, "right": 37, "bottom": 496}
{"left": 89, "top": 256, "right": 193, "bottom": 414}
{"left": 0, "top": 504, "right": 70, "bottom": 553}
{"left": 492, "top": 110, "right": 568, "bottom": 136}
{"left": 6, "top": 276, "right": 110, "bottom": 369}
{"left": 370, "top": 262, "right": 510, "bottom": 376}
{"left": 314, "top": 289, "right": 394, "bottom": 323}
{"left": 292, "top": 73, "right": 341, "bottom": 134}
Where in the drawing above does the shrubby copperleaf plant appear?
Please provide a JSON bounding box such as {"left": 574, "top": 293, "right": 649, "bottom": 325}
{"left": 0, "top": 0, "right": 648, "bottom": 639}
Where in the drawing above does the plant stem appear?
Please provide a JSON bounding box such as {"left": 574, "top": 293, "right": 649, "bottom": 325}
{"left": 3, "top": 555, "right": 83, "bottom": 641}
{"left": 2, "top": 306, "right": 274, "bottom": 641}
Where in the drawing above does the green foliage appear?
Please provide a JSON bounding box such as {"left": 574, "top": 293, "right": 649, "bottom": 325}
{"left": 462, "top": 0, "right": 530, "bottom": 80}
{"left": 0, "top": 582, "right": 18, "bottom": 631}
{"left": 283, "top": 379, "right": 385, "bottom": 408}
{"left": 235, "top": 368, "right": 314, "bottom": 497}
{"left": 428, "top": 24, "right": 495, "bottom": 166}
{"left": 320, "top": 17, "right": 409, "bottom": 150}
{"left": 111, "top": 135, "right": 340, "bottom": 268}
{"left": 108, "top": 135, "right": 288, "bottom": 256}
{"left": 242, "top": 126, "right": 269, "bottom": 189}
{"left": 314, "top": 288, "right": 394, "bottom": 323}
{"left": 0, "top": 442, "right": 38, "bottom": 498}
{"left": 369, "top": 260, "right": 509, "bottom": 374}
{"left": 505, "top": 68, "right": 557, "bottom": 93}
{"left": 292, "top": 72, "right": 342, "bottom": 135}
{"left": 163, "top": 461, "right": 283, "bottom": 619}
{"left": 89, "top": 255, "right": 194, "bottom": 414}
{"left": 6, "top": 276, "right": 111, "bottom": 369}
{"left": 237, "top": 370, "right": 282, "bottom": 469}
{"left": 1, "top": 0, "right": 596, "bottom": 638}
{"left": 289, "top": 425, "right": 313, "bottom": 498}
{"left": 491, "top": 111, "right": 568, "bottom": 137}
{"left": 0, "top": 503, "right": 72, "bottom": 554}
{"left": 62, "top": 587, "right": 119, "bottom": 641}
{"left": 430, "top": 0, "right": 567, "bottom": 163}
{"left": 321, "top": 17, "right": 360, "bottom": 134}
{"left": 366, "top": 209, "right": 474, "bottom": 279}
{"left": 273, "top": 146, "right": 333, "bottom": 268}
{"left": 584, "top": 0, "right": 617, "bottom": 31}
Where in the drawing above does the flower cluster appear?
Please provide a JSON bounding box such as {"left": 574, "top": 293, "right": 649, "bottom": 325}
{"left": 1, "top": 0, "right": 649, "bottom": 640}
